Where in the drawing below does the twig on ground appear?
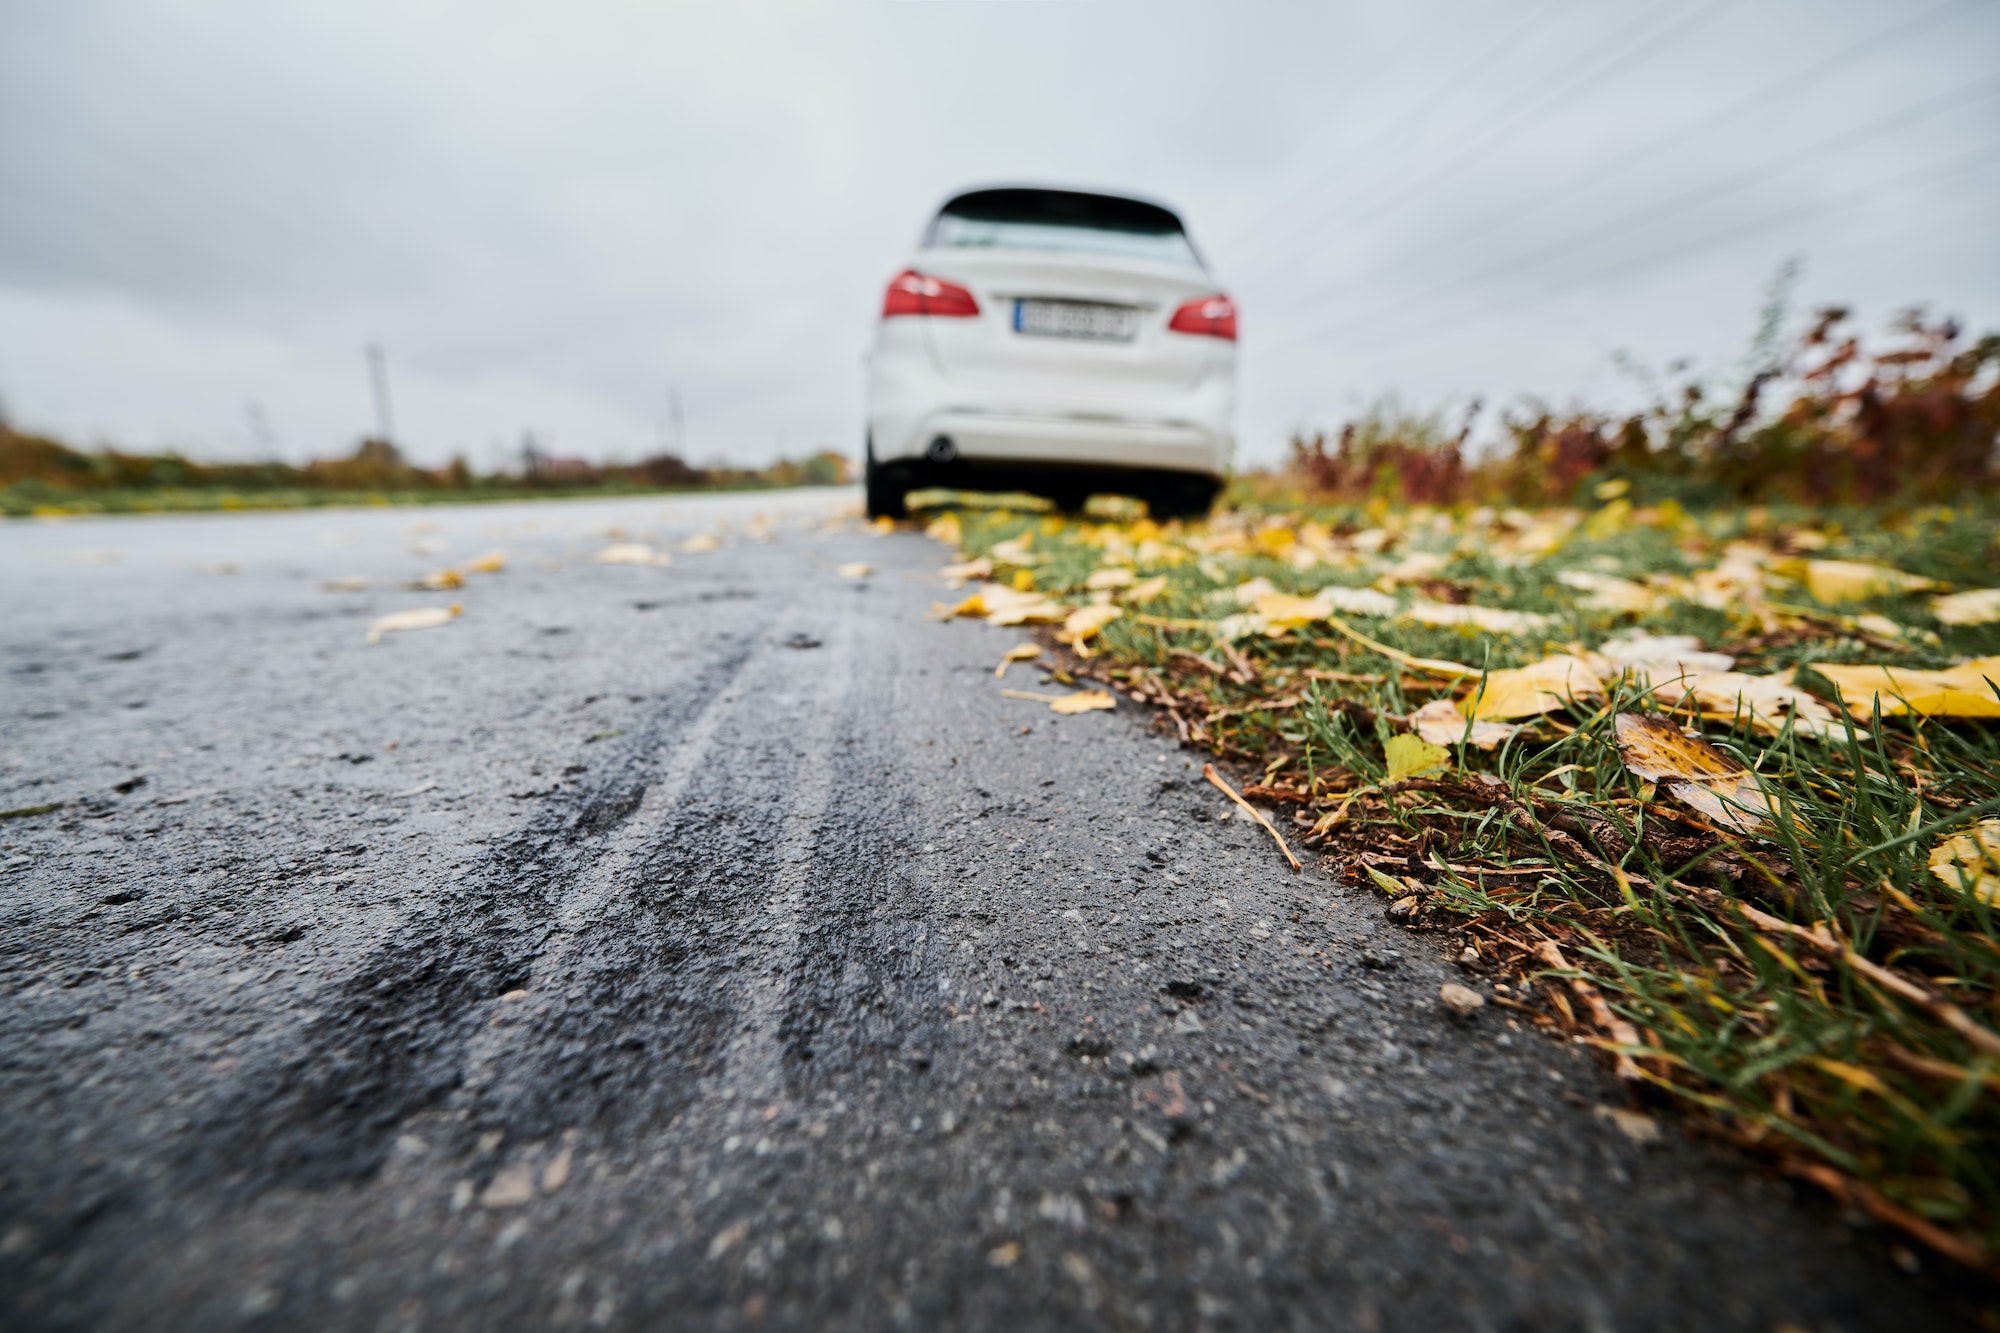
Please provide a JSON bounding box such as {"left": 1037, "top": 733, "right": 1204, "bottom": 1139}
{"left": 1203, "top": 763, "right": 1302, "bottom": 871}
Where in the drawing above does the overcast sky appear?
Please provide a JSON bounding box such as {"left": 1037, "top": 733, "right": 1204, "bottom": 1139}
{"left": 1, "top": 0, "right": 1995, "bottom": 470}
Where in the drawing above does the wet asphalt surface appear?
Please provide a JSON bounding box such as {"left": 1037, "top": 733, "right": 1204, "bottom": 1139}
{"left": 0, "top": 490, "right": 1980, "bottom": 1331}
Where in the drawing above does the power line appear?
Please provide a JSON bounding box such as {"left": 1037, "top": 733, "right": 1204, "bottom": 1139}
{"left": 1236, "top": 0, "right": 1745, "bottom": 284}
{"left": 1230, "top": 0, "right": 1575, "bottom": 248}
{"left": 1283, "top": 73, "right": 2000, "bottom": 350}
{"left": 1283, "top": 136, "right": 2000, "bottom": 363}
{"left": 1252, "top": 0, "right": 1993, "bottom": 299}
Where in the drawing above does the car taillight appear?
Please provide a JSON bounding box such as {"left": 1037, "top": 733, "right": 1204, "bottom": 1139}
{"left": 1168, "top": 294, "right": 1237, "bottom": 341}
{"left": 881, "top": 269, "right": 980, "bottom": 319}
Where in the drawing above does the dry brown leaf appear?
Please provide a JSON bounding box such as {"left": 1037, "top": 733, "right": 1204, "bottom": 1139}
{"left": 366, "top": 604, "right": 461, "bottom": 644}
{"left": 1932, "top": 587, "right": 2000, "bottom": 626}
{"left": 1409, "top": 698, "right": 1520, "bottom": 750}
{"left": 1808, "top": 658, "right": 2000, "bottom": 719}
{"left": 1614, "top": 712, "right": 1777, "bottom": 834}
{"left": 1929, "top": 819, "right": 2000, "bottom": 906}
{"left": 1463, "top": 654, "right": 1607, "bottom": 720}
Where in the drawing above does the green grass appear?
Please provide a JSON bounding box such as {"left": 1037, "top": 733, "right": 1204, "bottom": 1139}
{"left": 936, "top": 496, "right": 2000, "bottom": 1272}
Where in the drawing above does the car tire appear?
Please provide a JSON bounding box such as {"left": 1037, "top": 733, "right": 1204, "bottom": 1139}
{"left": 1147, "top": 476, "right": 1221, "bottom": 521}
{"left": 864, "top": 446, "right": 907, "bottom": 521}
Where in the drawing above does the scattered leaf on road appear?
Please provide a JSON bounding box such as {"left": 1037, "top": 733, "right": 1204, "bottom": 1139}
{"left": 414, "top": 568, "right": 464, "bottom": 590}
{"left": 366, "top": 604, "right": 461, "bottom": 644}
{"left": 597, "top": 542, "right": 670, "bottom": 566}
{"left": 320, "top": 576, "right": 369, "bottom": 592}
{"left": 994, "top": 643, "right": 1042, "bottom": 679}
{"left": 939, "top": 556, "right": 992, "bottom": 586}
{"left": 465, "top": 549, "right": 507, "bottom": 574}
{"left": 680, "top": 533, "right": 723, "bottom": 553}
{"left": 837, "top": 562, "right": 871, "bottom": 579}
{"left": 1050, "top": 689, "right": 1117, "bottom": 715}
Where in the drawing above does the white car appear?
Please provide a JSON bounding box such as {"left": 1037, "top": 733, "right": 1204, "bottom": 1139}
{"left": 864, "top": 185, "right": 1236, "bottom": 519}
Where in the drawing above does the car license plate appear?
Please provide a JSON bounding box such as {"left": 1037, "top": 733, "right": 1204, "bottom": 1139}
{"left": 1013, "top": 299, "right": 1137, "bottom": 342}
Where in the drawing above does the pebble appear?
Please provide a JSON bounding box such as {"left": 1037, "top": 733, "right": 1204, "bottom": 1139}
{"left": 1438, "top": 983, "right": 1485, "bottom": 1019}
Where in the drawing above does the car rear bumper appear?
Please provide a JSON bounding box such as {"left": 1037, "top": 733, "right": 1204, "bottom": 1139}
{"left": 897, "top": 409, "right": 1226, "bottom": 475}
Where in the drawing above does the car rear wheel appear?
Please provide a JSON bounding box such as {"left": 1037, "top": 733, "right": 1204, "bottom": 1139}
{"left": 864, "top": 444, "right": 907, "bottom": 521}
{"left": 1145, "top": 475, "right": 1221, "bottom": 521}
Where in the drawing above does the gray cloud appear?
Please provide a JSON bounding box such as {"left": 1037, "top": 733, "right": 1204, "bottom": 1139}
{"left": 1, "top": 0, "right": 1994, "bottom": 467}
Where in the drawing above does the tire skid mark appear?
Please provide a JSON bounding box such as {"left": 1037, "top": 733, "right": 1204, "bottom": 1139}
{"left": 451, "top": 604, "right": 837, "bottom": 1141}
{"left": 190, "top": 588, "right": 799, "bottom": 1192}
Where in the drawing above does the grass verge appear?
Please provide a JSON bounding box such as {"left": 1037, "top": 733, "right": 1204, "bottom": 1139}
{"left": 928, "top": 494, "right": 2000, "bottom": 1276}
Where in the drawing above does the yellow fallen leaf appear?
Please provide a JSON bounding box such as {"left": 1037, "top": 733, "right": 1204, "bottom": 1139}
{"left": 320, "top": 576, "right": 369, "bottom": 592}
{"left": 1057, "top": 603, "right": 1124, "bottom": 655}
{"left": 596, "top": 542, "right": 669, "bottom": 566}
{"left": 939, "top": 556, "right": 992, "bottom": 586}
{"left": 1384, "top": 733, "right": 1448, "bottom": 781}
{"left": 1229, "top": 577, "right": 1280, "bottom": 606}
{"left": 1126, "top": 575, "right": 1170, "bottom": 603}
{"left": 994, "top": 642, "right": 1042, "bottom": 679}
{"left": 1663, "top": 671, "right": 1855, "bottom": 740}
{"left": 980, "top": 584, "right": 1066, "bottom": 626}
{"left": 415, "top": 568, "right": 464, "bottom": 590}
{"left": 838, "top": 562, "right": 871, "bottom": 578}
{"left": 1318, "top": 585, "right": 1400, "bottom": 617}
{"left": 366, "top": 604, "right": 461, "bottom": 644}
{"left": 465, "top": 549, "right": 507, "bottom": 574}
{"left": 1463, "top": 654, "right": 1606, "bottom": 720}
{"left": 680, "top": 533, "right": 722, "bottom": 553}
{"left": 1375, "top": 550, "right": 1449, "bottom": 587}
{"left": 990, "top": 535, "right": 1041, "bottom": 566}
{"left": 1807, "top": 658, "right": 2000, "bottom": 719}
{"left": 1789, "top": 558, "right": 1938, "bottom": 603}
{"left": 1085, "top": 567, "right": 1135, "bottom": 590}
{"left": 1613, "top": 712, "right": 1776, "bottom": 835}
{"left": 1930, "top": 819, "right": 2000, "bottom": 906}
{"left": 1408, "top": 698, "right": 1519, "bottom": 750}
{"left": 1932, "top": 587, "right": 2000, "bottom": 626}
{"left": 925, "top": 513, "right": 963, "bottom": 548}
{"left": 1011, "top": 569, "right": 1037, "bottom": 592}
{"left": 871, "top": 515, "right": 897, "bottom": 534}
{"left": 1252, "top": 592, "right": 1333, "bottom": 631}
{"left": 1050, "top": 688, "right": 1117, "bottom": 715}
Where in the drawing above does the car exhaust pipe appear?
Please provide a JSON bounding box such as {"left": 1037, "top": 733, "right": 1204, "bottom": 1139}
{"left": 925, "top": 435, "right": 958, "bottom": 465}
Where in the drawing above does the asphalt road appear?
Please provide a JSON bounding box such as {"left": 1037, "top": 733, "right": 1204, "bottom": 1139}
{"left": 0, "top": 491, "right": 1977, "bottom": 1331}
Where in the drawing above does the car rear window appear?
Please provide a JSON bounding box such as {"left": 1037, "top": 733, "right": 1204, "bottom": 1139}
{"left": 926, "top": 188, "right": 1204, "bottom": 269}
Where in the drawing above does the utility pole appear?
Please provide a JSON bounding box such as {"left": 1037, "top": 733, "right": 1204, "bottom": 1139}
{"left": 365, "top": 344, "right": 396, "bottom": 445}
